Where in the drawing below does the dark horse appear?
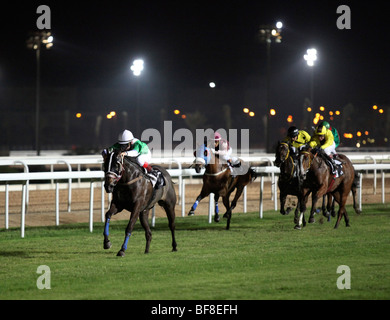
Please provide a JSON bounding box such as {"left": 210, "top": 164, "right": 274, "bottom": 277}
{"left": 297, "top": 147, "right": 358, "bottom": 229}
{"left": 188, "top": 143, "right": 256, "bottom": 230}
{"left": 274, "top": 141, "right": 310, "bottom": 226}
{"left": 103, "top": 151, "right": 177, "bottom": 256}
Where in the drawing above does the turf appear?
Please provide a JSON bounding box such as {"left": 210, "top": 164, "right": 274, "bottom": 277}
{"left": 0, "top": 204, "right": 389, "bottom": 300}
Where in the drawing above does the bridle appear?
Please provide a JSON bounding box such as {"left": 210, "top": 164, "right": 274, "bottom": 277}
{"left": 276, "top": 142, "right": 296, "bottom": 180}
{"left": 106, "top": 152, "right": 124, "bottom": 185}
{"left": 299, "top": 150, "right": 313, "bottom": 179}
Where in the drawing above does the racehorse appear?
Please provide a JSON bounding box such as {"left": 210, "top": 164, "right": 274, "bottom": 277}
{"left": 297, "top": 147, "right": 356, "bottom": 229}
{"left": 102, "top": 151, "right": 177, "bottom": 256}
{"left": 274, "top": 141, "right": 309, "bottom": 226}
{"left": 188, "top": 143, "right": 256, "bottom": 230}
{"left": 321, "top": 170, "right": 361, "bottom": 219}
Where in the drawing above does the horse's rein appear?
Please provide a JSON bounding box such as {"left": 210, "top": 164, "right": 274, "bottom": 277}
{"left": 204, "top": 167, "right": 228, "bottom": 176}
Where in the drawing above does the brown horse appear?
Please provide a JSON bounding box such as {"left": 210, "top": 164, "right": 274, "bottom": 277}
{"left": 103, "top": 151, "right": 177, "bottom": 256}
{"left": 188, "top": 144, "right": 256, "bottom": 230}
{"left": 297, "top": 147, "right": 356, "bottom": 229}
{"left": 274, "top": 141, "right": 309, "bottom": 226}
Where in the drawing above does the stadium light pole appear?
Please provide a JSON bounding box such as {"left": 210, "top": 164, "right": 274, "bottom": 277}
{"left": 259, "top": 21, "right": 282, "bottom": 153}
{"left": 131, "top": 59, "right": 144, "bottom": 137}
{"left": 304, "top": 48, "right": 317, "bottom": 111}
{"left": 26, "top": 31, "right": 53, "bottom": 155}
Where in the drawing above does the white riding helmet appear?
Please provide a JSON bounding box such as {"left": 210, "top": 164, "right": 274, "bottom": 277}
{"left": 118, "top": 130, "right": 134, "bottom": 144}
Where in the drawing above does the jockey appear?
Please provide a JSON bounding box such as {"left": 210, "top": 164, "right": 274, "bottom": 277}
{"left": 321, "top": 121, "right": 340, "bottom": 148}
{"left": 212, "top": 132, "right": 241, "bottom": 170}
{"left": 282, "top": 126, "right": 311, "bottom": 158}
{"left": 104, "top": 130, "right": 162, "bottom": 188}
{"left": 309, "top": 124, "right": 343, "bottom": 177}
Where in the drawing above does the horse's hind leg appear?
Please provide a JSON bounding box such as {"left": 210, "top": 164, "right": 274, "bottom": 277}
{"left": 162, "top": 201, "right": 177, "bottom": 252}
{"left": 139, "top": 210, "right": 152, "bottom": 254}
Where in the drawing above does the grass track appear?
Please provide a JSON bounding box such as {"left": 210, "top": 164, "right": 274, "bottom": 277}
{"left": 0, "top": 204, "right": 389, "bottom": 300}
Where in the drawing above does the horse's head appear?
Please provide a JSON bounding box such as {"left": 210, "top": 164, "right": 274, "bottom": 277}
{"left": 298, "top": 147, "right": 313, "bottom": 183}
{"left": 102, "top": 151, "right": 123, "bottom": 193}
{"left": 193, "top": 144, "right": 211, "bottom": 173}
{"left": 275, "top": 141, "right": 290, "bottom": 167}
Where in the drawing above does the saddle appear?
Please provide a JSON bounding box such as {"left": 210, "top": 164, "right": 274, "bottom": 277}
{"left": 314, "top": 149, "right": 343, "bottom": 177}
{"left": 124, "top": 156, "right": 165, "bottom": 189}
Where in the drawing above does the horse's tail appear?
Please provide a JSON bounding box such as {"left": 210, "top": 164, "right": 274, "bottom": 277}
{"left": 249, "top": 167, "right": 257, "bottom": 182}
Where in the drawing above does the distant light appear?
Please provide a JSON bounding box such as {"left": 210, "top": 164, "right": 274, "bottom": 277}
{"left": 269, "top": 109, "right": 276, "bottom": 116}
{"left": 379, "top": 109, "right": 384, "bottom": 114}
{"left": 131, "top": 59, "right": 144, "bottom": 76}
{"left": 335, "top": 110, "right": 341, "bottom": 115}
{"left": 76, "top": 113, "right": 82, "bottom": 118}
{"left": 307, "top": 107, "right": 312, "bottom": 112}
{"left": 174, "top": 109, "right": 180, "bottom": 115}
{"left": 365, "top": 131, "right": 369, "bottom": 136}
{"left": 319, "top": 106, "right": 325, "bottom": 111}
{"left": 107, "top": 114, "right": 112, "bottom": 119}
{"left": 110, "top": 111, "right": 116, "bottom": 117}
{"left": 329, "top": 111, "right": 334, "bottom": 115}
{"left": 209, "top": 82, "right": 216, "bottom": 88}
{"left": 249, "top": 111, "right": 255, "bottom": 117}
{"left": 287, "top": 115, "right": 293, "bottom": 123}
{"left": 276, "top": 21, "right": 283, "bottom": 29}
{"left": 373, "top": 105, "right": 378, "bottom": 110}
{"left": 243, "top": 108, "right": 250, "bottom": 113}
{"left": 344, "top": 133, "right": 353, "bottom": 139}
{"left": 356, "top": 142, "right": 361, "bottom": 148}
{"left": 304, "top": 48, "right": 317, "bottom": 67}
{"left": 181, "top": 114, "right": 187, "bottom": 119}
{"left": 357, "top": 131, "right": 362, "bottom": 137}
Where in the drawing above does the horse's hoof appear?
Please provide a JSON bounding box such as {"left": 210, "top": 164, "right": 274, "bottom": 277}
{"left": 214, "top": 214, "right": 220, "bottom": 223}
{"left": 172, "top": 248, "right": 177, "bottom": 252}
{"left": 117, "top": 250, "right": 125, "bottom": 257}
{"left": 103, "top": 241, "right": 112, "bottom": 250}
{"left": 309, "top": 218, "right": 315, "bottom": 224}
{"left": 223, "top": 212, "right": 230, "bottom": 219}
{"left": 294, "top": 225, "right": 302, "bottom": 230}
{"left": 188, "top": 211, "right": 195, "bottom": 216}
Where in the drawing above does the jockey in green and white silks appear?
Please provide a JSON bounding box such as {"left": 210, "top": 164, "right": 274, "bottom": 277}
{"left": 104, "top": 130, "right": 164, "bottom": 188}
{"left": 108, "top": 130, "right": 153, "bottom": 173}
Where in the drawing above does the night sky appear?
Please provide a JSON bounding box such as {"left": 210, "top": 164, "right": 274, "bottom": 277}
{"left": 1, "top": 0, "right": 389, "bottom": 149}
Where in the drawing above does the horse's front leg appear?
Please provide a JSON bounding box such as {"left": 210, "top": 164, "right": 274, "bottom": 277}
{"left": 117, "top": 209, "right": 141, "bottom": 257}
{"left": 103, "top": 202, "right": 121, "bottom": 250}
{"left": 214, "top": 194, "right": 220, "bottom": 222}
{"left": 188, "top": 190, "right": 209, "bottom": 216}
{"left": 295, "top": 191, "right": 309, "bottom": 229}
{"left": 279, "top": 190, "right": 287, "bottom": 215}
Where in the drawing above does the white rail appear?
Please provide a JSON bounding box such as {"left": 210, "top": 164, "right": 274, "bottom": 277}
{"left": 1, "top": 156, "right": 389, "bottom": 237}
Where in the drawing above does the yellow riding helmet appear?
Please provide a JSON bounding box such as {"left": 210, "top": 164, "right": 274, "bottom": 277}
{"left": 316, "top": 126, "right": 327, "bottom": 135}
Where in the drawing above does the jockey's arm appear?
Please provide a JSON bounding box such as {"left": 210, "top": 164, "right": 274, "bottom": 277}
{"left": 320, "top": 131, "right": 335, "bottom": 149}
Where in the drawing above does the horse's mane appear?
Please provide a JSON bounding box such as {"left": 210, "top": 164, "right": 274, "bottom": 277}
{"left": 122, "top": 156, "right": 150, "bottom": 178}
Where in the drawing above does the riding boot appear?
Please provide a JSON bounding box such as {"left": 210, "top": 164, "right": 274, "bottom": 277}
{"left": 328, "top": 155, "right": 339, "bottom": 178}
